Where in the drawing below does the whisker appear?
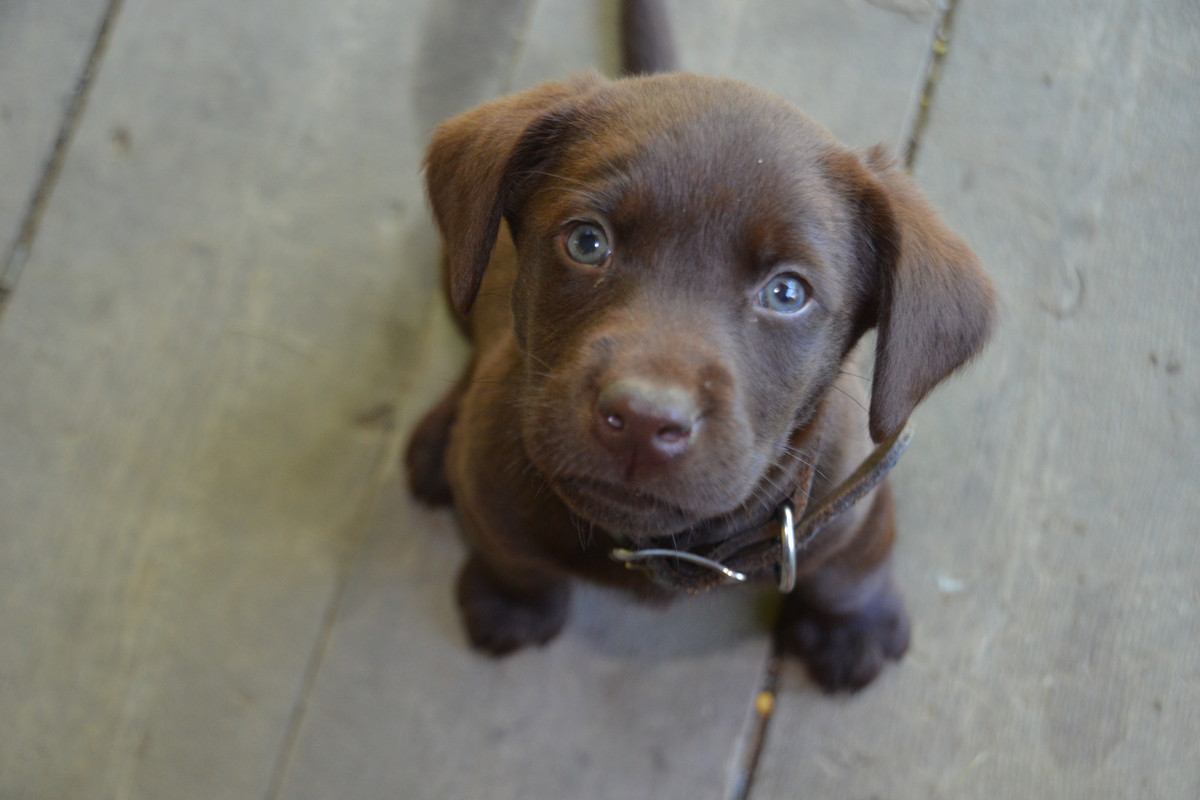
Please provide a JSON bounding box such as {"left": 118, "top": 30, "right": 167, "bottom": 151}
{"left": 829, "top": 383, "right": 869, "bottom": 414}
{"left": 570, "top": 514, "right": 588, "bottom": 550}
{"left": 519, "top": 169, "right": 593, "bottom": 190}
{"left": 778, "top": 446, "right": 832, "bottom": 484}
{"left": 524, "top": 351, "right": 554, "bottom": 373}
{"left": 757, "top": 469, "right": 785, "bottom": 497}
{"left": 838, "top": 368, "right": 871, "bottom": 383}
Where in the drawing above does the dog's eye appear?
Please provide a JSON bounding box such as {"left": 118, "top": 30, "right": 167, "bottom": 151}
{"left": 564, "top": 223, "right": 611, "bottom": 266}
{"left": 759, "top": 272, "right": 811, "bottom": 314}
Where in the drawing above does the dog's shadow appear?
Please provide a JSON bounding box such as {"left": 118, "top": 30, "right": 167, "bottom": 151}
{"left": 567, "top": 582, "right": 778, "bottom": 661}
{"left": 389, "top": 488, "right": 776, "bottom": 666}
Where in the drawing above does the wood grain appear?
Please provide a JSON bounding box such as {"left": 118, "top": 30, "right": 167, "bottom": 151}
{"left": 277, "top": 1, "right": 946, "bottom": 799}
{"left": 0, "top": 0, "right": 529, "bottom": 796}
{"left": 752, "top": 1, "right": 1200, "bottom": 798}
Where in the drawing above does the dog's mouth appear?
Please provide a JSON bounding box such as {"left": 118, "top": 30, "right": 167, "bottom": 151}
{"left": 557, "top": 476, "right": 683, "bottom": 512}
{"left": 543, "top": 427, "right": 816, "bottom": 543}
{"left": 551, "top": 475, "right": 699, "bottom": 535}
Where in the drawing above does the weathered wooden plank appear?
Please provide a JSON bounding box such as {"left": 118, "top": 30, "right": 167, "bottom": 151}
{"left": 278, "top": 2, "right": 944, "bottom": 799}
{"left": 276, "top": 476, "right": 772, "bottom": 800}
{"left": 753, "top": 1, "right": 1200, "bottom": 798}
{"left": 0, "top": 0, "right": 111, "bottom": 284}
{"left": 511, "top": 0, "right": 939, "bottom": 148}
{"left": 0, "top": 0, "right": 531, "bottom": 797}
{"left": 725, "top": 0, "right": 938, "bottom": 148}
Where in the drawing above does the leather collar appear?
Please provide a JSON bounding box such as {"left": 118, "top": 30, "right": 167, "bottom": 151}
{"left": 611, "top": 424, "right": 914, "bottom": 593}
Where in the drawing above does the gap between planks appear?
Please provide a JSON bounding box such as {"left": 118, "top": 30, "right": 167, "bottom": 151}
{"left": 260, "top": 3, "right": 545, "bottom": 797}
{"left": 733, "top": 2, "right": 964, "bottom": 797}
{"left": 0, "top": 0, "right": 126, "bottom": 316}
{"left": 260, "top": 439, "right": 400, "bottom": 800}
{"left": 902, "top": 0, "right": 961, "bottom": 170}
{"left": 258, "top": 1, "right": 965, "bottom": 795}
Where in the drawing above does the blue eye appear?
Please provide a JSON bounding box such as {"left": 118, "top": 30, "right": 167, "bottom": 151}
{"left": 565, "top": 223, "right": 611, "bottom": 265}
{"left": 759, "top": 272, "right": 811, "bottom": 314}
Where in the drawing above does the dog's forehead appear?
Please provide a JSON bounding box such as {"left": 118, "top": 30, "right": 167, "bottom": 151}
{"left": 551, "top": 77, "right": 847, "bottom": 243}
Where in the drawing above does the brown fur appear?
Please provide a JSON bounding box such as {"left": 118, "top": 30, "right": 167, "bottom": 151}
{"left": 407, "top": 71, "right": 994, "bottom": 690}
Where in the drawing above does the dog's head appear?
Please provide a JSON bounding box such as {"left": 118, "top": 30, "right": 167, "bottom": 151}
{"left": 425, "top": 73, "right": 994, "bottom": 538}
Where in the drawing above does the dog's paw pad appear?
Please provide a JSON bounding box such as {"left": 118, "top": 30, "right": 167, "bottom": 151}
{"left": 456, "top": 559, "right": 569, "bottom": 657}
{"left": 780, "top": 591, "right": 910, "bottom": 693}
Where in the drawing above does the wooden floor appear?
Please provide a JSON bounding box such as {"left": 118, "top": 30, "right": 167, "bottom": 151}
{"left": 2, "top": 1, "right": 1197, "bottom": 798}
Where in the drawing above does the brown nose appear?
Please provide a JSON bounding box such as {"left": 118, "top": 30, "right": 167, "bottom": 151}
{"left": 594, "top": 378, "right": 699, "bottom": 467}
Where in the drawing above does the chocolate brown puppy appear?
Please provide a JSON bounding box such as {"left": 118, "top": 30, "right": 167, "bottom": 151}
{"left": 406, "top": 1, "right": 994, "bottom": 692}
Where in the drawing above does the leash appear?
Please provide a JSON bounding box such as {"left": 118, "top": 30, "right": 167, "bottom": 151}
{"left": 610, "top": 424, "right": 914, "bottom": 593}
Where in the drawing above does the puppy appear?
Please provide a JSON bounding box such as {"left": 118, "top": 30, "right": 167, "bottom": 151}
{"left": 406, "top": 0, "right": 994, "bottom": 692}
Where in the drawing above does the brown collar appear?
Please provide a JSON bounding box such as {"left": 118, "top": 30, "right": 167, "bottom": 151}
{"left": 611, "top": 424, "right": 914, "bottom": 593}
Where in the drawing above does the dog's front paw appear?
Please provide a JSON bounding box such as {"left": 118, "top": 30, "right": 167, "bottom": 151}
{"left": 456, "top": 557, "right": 569, "bottom": 656}
{"left": 779, "top": 586, "right": 910, "bottom": 693}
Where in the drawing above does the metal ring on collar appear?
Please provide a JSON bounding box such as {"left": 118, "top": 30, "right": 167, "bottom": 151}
{"left": 777, "top": 500, "right": 797, "bottom": 593}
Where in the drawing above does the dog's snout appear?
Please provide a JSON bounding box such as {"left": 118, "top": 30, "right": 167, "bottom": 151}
{"left": 594, "top": 378, "right": 700, "bottom": 467}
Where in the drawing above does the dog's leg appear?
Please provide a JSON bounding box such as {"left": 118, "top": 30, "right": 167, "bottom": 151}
{"left": 778, "top": 482, "right": 911, "bottom": 692}
{"left": 404, "top": 377, "right": 467, "bottom": 507}
{"left": 456, "top": 549, "right": 571, "bottom": 657}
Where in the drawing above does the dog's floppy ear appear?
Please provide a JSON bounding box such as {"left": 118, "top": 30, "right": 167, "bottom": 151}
{"left": 424, "top": 74, "right": 603, "bottom": 315}
{"left": 855, "top": 146, "right": 996, "bottom": 443}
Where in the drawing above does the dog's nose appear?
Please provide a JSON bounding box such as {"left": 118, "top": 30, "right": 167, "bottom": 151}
{"left": 594, "top": 378, "right": 699, "bottom": 466}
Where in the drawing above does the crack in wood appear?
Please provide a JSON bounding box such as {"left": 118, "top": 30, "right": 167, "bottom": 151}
{"left": 726, "top": 641, "right": 784, "bottom": 800}
{"left": 903, "top": 0, "right": 960, "bottom": 170}
{"left": 261, "top": 5, "right": 544, "bottom": 797}
{"left": 0, "top": 0, "right": 125, "bottom": 314}
{"left": 733, "top": 6, "right": 968, "bottom": 796}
